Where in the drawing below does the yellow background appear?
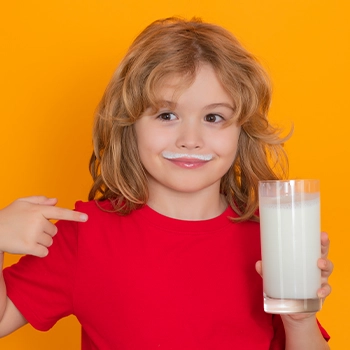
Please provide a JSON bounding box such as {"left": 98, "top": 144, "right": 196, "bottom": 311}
{"left": 1, "top": 0, "right": 349, "bottom": 348}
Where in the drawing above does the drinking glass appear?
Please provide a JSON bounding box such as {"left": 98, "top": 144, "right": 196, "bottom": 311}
{"left": 258, "top": 179, "right": 322, "bottom": 313}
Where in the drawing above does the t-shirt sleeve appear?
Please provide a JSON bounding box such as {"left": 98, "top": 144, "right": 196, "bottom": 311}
{"left": 3, "top": 217, "right": 79, "bottom": 331}
{"left": 269, "top": 315, "right": 330, "bottom": 349}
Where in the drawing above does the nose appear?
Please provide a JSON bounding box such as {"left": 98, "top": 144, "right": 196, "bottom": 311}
{"left": 175, "top": 119, "right": 203, "bottom": 150}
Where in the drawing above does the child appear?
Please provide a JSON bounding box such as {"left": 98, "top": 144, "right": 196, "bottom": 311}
{"left": 0, "top": 17, "right": 332, "bottom": 349}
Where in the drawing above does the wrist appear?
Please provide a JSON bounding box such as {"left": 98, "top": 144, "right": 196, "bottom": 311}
{"left": 281, "top": 314, "right": 329, "bottom": 350}
{"left": 281, "top": 313, "right": 317, "bottom": 329}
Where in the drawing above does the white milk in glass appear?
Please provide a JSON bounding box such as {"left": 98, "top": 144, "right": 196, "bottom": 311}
{"left": 259, "top": 185, "right": 321, "bottom": 313}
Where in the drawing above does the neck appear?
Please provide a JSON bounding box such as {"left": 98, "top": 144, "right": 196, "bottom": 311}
{"left": 146, "top": 186, "right": 227, "bottom": 221}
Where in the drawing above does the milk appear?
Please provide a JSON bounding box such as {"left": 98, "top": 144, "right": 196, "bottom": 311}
{"left": 259, "top": 193, "right": 321, "bottom": 299}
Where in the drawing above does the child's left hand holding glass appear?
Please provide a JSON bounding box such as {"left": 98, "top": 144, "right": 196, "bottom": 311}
{"left": 257, "top": 231, "right": 332, "bottom": 348}
{"left": 255, "top": 230, "right": 333, "bottom": 319}
{"left": 283, "top": 231, "right": 333, "bottom": 322}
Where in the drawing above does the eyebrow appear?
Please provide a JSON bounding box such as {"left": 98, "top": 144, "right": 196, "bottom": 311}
{"left": 203, "top": 103, "right": 235, "bottom": 111}
{"left": 156, "top": 100, "right": 177, "bottom": 109}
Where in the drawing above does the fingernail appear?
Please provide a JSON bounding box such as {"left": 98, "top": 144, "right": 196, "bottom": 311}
{"left": 80, "top": 214, "right": 88, "bottom": 222}
{"left": 318, "top": 289, "right": 326, "bottom": 298}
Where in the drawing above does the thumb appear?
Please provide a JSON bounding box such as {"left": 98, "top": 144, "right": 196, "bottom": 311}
{"left": 17, "top": 196, "right": 58, "bottom": 206}
{"left": 255, "top": 260, "right": 263, "bottom": 278}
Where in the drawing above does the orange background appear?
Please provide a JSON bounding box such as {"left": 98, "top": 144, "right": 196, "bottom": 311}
{"left": 1, "top": 0, "right": 349, "bottom": 348}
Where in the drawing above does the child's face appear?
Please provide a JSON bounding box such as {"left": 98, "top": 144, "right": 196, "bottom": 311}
{"left": 134, "top": 64, "right": 241, "bottom": 201}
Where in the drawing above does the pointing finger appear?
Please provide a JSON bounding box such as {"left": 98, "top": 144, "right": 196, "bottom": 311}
{"left": 41, "top": 206, "right": 88, "bottom": 223}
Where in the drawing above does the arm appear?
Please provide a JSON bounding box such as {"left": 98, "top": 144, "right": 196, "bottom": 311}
{"left": 0, "top": 196, "right": 88, "bottom": 337}
{"left": 0, "top": 253, "right": 27, "bottom": 337}
{"left": 281, "top": 314, "right": 329, "bottom": 350}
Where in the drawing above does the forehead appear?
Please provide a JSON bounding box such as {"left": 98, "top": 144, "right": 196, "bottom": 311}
{"left": 152, "top": 72, "right": 194, "bottom": 105}
{"left": 152, "top": 65, "right": 232, "bottom": 106}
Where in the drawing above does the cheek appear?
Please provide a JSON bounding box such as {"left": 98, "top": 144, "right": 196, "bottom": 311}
{"left": 138, "top": 130, "right": 171, "bottom": 153}
{"left": 136, "top": 131, "right": 169, "bottom": 167}
{"left": 214, "top": 128, "right": 240, "bottom": 158}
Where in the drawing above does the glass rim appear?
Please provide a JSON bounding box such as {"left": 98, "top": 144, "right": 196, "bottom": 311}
{"left": 258, "top": 179, "right": 319, "bottom": 184}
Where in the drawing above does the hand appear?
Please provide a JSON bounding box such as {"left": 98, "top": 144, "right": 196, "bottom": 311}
{"left": 255, "top": 231, "right": 333, "bottom": 321}
{"left": 317, "top": 231, "right": 333, "bottom": 299}
{"left": 0, "top": 196, "right": 88, "bottom": 258}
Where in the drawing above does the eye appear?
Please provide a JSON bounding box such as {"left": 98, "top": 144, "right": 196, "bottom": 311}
{"left": 204, "top": 114, "right": 224, "bottom": 123}
{"left": 157, "top": 112, "right": 177, "bottom": 121}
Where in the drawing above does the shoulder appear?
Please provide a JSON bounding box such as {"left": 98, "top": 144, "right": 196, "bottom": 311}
{"left": 73, "top": 199, "right": 122, "bottom": 221}
{"left": 74, "top": 199, "right": 111, "bottom": 213}
{"left": 226, "top": 206, "right": 260, "bottom": 231}
{"left": 53, "top": 200, "right": 118, "bottom": 240}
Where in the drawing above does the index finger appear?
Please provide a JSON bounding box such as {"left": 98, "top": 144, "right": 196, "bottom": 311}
{"left": 41, "top": 206, "right": 88, "bottom": 222}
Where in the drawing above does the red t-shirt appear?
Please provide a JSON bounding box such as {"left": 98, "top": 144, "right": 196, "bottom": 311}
{"left": 3, "top": 201, "right": 329, "bottom": 349}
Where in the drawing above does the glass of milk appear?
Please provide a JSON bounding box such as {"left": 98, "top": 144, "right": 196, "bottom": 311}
{"left": 258, "top": 179, "right": 322, "bottom": 314}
